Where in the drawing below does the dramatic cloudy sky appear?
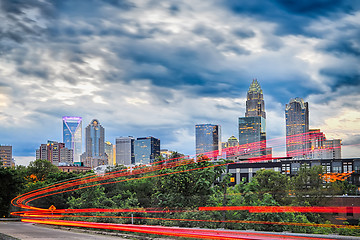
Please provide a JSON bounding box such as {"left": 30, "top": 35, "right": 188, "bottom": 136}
{"left": 1, "top": 0, "right": 359, "bottom": 165}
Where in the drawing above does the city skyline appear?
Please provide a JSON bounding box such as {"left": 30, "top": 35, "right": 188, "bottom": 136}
{"left": 0, "top": 1, "right": 359, "bottom": 165}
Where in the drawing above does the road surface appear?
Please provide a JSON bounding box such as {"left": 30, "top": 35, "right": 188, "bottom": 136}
{"left": 0, "top": 221, "right": 125, "bottom": 240}
{"left": 2, "top": 220, "right": 360, "bottom": 240}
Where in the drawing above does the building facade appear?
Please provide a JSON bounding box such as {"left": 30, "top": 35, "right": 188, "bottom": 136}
{"left": 105, "top": 141, "right": 115, "bottom": 166}
{"left": 245, "top": 79, "right": 266, "bottom": 119}
{"left": 307, "top": 129, "right": 341, "bottom": 159}
{"left": 285, "top": 98, "right": 309, "bottom": 159}
{"left": 227, "top": 158, "right": 358, "bottom": 186}
{"left": 63, "top": 116, "right": 82, "bottom": 162}
{"left": 36, "top": 141, "right": 73, "bottom": 166}
{"left": 134, "top": 137, "right": 160, "bottom": 165}
{"left": 238, "top": 79, "right": 268, "bottom": 158}
{"left": 238, "top": 117, "right": 266, "bottom": 156}
{"left": 116, "top": 136, "right": 135, "bottom": 165}
{"left": 0, "top": 145, "right": 13, "bottom": 167}
{"left": 83, "top": 119, "right": 106, "bottom": 168}
{"left": 195, "top": 124, "right": 221, "bottom": 158}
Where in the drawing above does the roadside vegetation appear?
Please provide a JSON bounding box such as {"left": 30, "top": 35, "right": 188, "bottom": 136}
{"left": 1, "top": 155, "right": 359, "bottom": 236}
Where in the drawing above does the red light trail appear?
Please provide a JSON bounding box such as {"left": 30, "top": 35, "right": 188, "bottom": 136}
{"left": 21, "top": 219, "right": 338, "bottom": 240}
{"left": 11, "top": 133, "right": 358, "bottom": 239}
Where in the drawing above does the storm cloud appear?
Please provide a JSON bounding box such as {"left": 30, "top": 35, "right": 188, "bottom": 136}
{"left": 0, "top": 0, "right": 359, "bottom": 161}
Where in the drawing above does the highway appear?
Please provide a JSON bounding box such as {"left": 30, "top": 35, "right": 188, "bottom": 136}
{"left": 1, "top": 219, "right": 359, "bottom": 240}
{"left": 0, "top": 221, "right": 125, "bottom": 240}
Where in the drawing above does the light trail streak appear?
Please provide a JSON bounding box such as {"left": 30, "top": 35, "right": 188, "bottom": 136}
{"left": 11, "top": 133, "right": 359, "bottom": 239}
{"left": 21, "top": 219, "right": 338, "bottom": 240}
{"left": 18, "top": 212, "right": 360, "bottom": 230}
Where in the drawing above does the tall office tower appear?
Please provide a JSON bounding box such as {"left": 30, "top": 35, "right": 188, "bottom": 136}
{"left": 285, "top": 97, "right": 309, "bottom": 159}
{"left": 36, "top": 141, "right": 73, "bottom": 166}
{"left": 85, "top": 119, "right": 105, "bottom": 158}
{"left": 60, "top": 148, "right": 74, "bottom": 165}
{"left": 115, "top": 137, "right": 135, "bottom": 165}
{"left": 63, "top": 116, "right": 82, "bottom": 162}
{"left": 227, "top": 136, "right": 239, "bottom": 148}
{"left": 239, "top": 79, "right": 267, "bottom": 157}
{"left": 323, "top": 139, "right": 341, "bottom": 159}
{"left": 83, "top": 119, "right": 106, "bottom": 167}
{"left": 0, "top": 145, "right": 13, "bottom": 167}
{"left": 134, "top": 137, "right": 160, "bottom": 165}
{"left": 105, "top": 141, "right": 114, "bottom": 166}
{"left": 307, "top": 129, "right": 342, "bottom": 159}
{"left": 246, "top": 79, "right": 266, "bottom": 119}
{"left": 195, "top": 124, "right": 221, "bottom": 158}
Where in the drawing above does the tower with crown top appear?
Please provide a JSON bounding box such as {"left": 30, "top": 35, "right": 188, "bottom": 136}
{"left": 245, "top": 79, "right": 266, "bottom": 119}
{"left": 238, "top": 79, "right": 271, "bottom": 158}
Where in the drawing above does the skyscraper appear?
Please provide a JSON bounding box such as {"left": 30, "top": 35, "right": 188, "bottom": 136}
{"left": 85, "top": 119, "right": 105, "bottom": 158}
{"left": 134, "top": 137, "right": 160, "bottom": 165}
{"left": 285, "top": 97, "right": 309, "bottom": 159}
{"left": 116, "top": 136, "right": 135, "bottom": 165}
{"left": 83, "top": 119, "right": 106, "bottom": 167}
{"left": 0, "top": 145, "right": 13, "bottom": 167}
{"left": 307, "top": 129, "right": 342, "bottom": 159}
{"left": 245, "top": 79, "right": 266, "bottom": 119}
{"left": 36, "top": 141, "right": 73, "bottom": 166}
{"left": 105, "top": 141, "right": 115, "bottom": 166}
{"left": 195, "top": 124, "right": 221, "bottom": 157}
{"left": 238, "top": 79, "right": 267, "bottom": 157}
{"left": 63, "top": 116, "right": 82, "bottom": 162}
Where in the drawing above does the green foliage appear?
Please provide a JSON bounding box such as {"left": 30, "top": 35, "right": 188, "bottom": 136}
{"left": 68, "top": 185, "right": 107, "bottom": 209}
{"left": 27, "top": 159, "right": 60, "bottom": 181}
{"left": 252, "top": 169, "right": 290, "bottom": 205}
{"left": 291, "top": 165, "right": 332, "bottom": 206}
{"left": 4, "top": 156, "right": 360, "bottom": 236}
{"left": 0, "top": 166, "right": 25, "bottom": 217}
{"left": 152, "top": 158, "right": 226, "bottom": 209}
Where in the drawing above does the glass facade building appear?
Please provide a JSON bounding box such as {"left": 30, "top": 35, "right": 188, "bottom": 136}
{"left": 195, "top": 124, "right": 221, "bottom": 157}
{"left": 134, "top": 137, "right": 160, "bottom": 165}
{"left": 238, "top": 117, "right": 266, "bottom": 156}
{"left": 85, "top": 119, "right": 105, "bottom": 158}
{"left": 238, "top": 79, "right": 267, "bottom": 157}
{"left": 63, "top": 116, "right": 82, "bottom": 162}
{"left": 0, "top": 145, "right": 13, "bottom": 167}
{"left": 116, "top": 137, "right": 135, "bottom": 165}
{"left": 285, "top": 97, "right": 309, "bottom": 159}
{"left": 245, "top": 79, "right": 266, "bottom": 119}
{"left": 105, "top": 141, "right": 114, "bottom": 166}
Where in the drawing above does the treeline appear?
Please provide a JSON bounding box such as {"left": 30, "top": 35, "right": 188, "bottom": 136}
{"left": 1, "top": 156, "right": 359, "bottom": 236}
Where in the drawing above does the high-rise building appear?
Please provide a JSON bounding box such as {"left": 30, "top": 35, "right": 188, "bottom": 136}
{"left": 307, "top": 129, "right": 341, "bottom": 159}
{"left": 63, "top": 116, "right": 82, "bottom": 162}
{"left": 238, "top": 117, "right": 266, "bottom": 156}
{"left": 83, "top": 119, "right": 106, "bottom": 167}
{"left": 105, "top": 141, "right": 114, "bottom": 166}
{"left": 134, "top": 137, "right": 160, "bottom": 165}
{"left": 36, "top": 141, "right": 73, "bottom": 166}
{"left": 238, "top": 79, "right": 267, "bottom": 157}
{"left": 324, "top": 139, "right": 342, "bottom": 159}
{"left": 195, "top": 124, "right": 221, "bottom": 158}
{"left": 285, "top": 97, "right": 309, "bottom": 159}
{"left": 85, "top": 119, "right": 105, "bottom": 158}
{"left": 116, "top": 137, "right": 135, "bottom": 165}
{"left": 222, "top": 136, "right": 239, "bottom": 149}
{"left": 0, "top": 145, "right": 13, "bottom": 167}
{"left": 245, "top": 79, "right": 266, "bottom": 119}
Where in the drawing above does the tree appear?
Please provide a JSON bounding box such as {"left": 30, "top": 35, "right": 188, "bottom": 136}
{"left": 0, "top": 166, "right": 25, "bottom": 217}
{"left": 291, "top": 165, "right": 330, "bottom": 206}
{"left": 27, "top": 159, "right": 60, "bottom": 181}
{"left": 252, "top": 169, "right": 290, "bottom": 205}
{"left": 152, "top": 158, "right": 226, "bottom": 209}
